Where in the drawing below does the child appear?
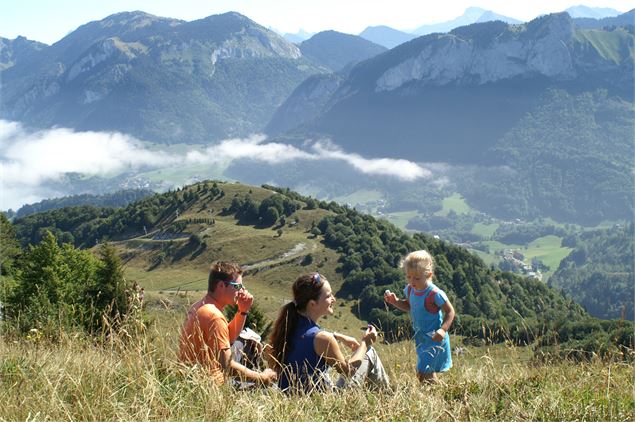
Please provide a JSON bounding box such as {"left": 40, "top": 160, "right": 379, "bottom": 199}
{"left": 384, "top": 250, "right": 455, "bottom": 384}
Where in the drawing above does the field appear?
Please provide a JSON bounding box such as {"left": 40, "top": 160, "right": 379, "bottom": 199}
{"left": 3, "top": 183, "right": 634, "bottom": 421}
{"left": 435, "top": 193, "right": 475, "bottom": 216}
{"left": 2, "top": 309, "right": 633, "bottom": 421}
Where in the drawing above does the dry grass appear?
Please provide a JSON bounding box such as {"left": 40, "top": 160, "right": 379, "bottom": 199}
{"left": 2, "top": 312, "right": 633, "bottom": 421}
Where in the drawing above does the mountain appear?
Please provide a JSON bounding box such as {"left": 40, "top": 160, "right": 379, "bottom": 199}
{"left": 283, "top": 29, "right": 314, "bottom": 43}
{"left": 412, "top": 7, "right": 521, "bottom": 35}
{"left": 299, "top": 30, "right": 387, "bottom": 72}
{"left": 0, "top": 11, "right": 323, "bottom": 144}
{"left": 0, "top": 36, "right": 47, "bottom": 70}
{"left": 266, "top": 73, "right": 343, "bottom": 135}
{"left": 358, "top": 25, "right": 416, "bottom": 49}
{"left": 565, "top": 5, "right": 622, "bottom": 19}
{"left": 266, "top": 13, "right": 634, "bottom": 224}
{"left": 573, "top": 8, "right": 635, "bottom": 28}
{"left": 476, "top": 10, "right": 522, "bottom": 24}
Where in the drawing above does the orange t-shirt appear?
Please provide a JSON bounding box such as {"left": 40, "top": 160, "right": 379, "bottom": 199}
{"left": 179, "top": 296, "right": 230, "bottom": 385}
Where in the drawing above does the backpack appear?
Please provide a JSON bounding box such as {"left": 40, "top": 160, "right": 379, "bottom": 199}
{"left": 406, "top": 285, "right": 440, "bottom": 314}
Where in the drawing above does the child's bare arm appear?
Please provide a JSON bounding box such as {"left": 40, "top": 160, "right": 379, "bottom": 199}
{"left": 431, "top": 300, "right": 456, "bottom": 342}
{"left": 384, "top": 290, "right": 411, "bottom": 312}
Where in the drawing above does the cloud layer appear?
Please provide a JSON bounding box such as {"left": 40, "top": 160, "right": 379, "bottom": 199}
{"left": 0, "top": 121, "right": 431, "bottom": 210}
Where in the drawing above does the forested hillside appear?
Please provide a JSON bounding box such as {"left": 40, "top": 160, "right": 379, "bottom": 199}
{"left": 14, "top": 189, "right": 154, "bottom": 218}
{"left": 550, "top": 224, "right": 634, "bottom": 321}
{"left": 480, "top": 89, "right": 635, "bottom": 223}
{"left": 9, "top": 181, "right": 633, "bottom": 358}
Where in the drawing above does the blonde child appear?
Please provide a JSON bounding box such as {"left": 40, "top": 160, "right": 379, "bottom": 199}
{"left": 384, "top": 250, "right": 455, "bottom": 384}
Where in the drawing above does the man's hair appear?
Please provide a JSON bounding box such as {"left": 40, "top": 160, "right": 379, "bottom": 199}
{"left": 208, "top": 261, "right": 243, "bottom": 292}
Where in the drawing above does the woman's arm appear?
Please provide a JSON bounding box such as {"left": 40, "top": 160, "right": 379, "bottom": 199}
{"left": 333, "top": 332, "right": 360, "bottom": 351}
{"left": 314, "top": 327, "right": 377, "bottom": 376}
{"left": 218, "top": 347, "right": 278, "bottom": 385}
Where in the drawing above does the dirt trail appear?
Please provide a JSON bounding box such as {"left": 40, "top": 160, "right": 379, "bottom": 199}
{"left": 242, "top": 242, "right": 315, "bottom": 271}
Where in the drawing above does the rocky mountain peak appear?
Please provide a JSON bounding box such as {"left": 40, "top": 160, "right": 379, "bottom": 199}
{"left": 374, "top": 13, "right": 590, "bottom": 91}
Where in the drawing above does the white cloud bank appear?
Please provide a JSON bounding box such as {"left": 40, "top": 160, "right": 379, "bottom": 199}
{"left": 0, "top": 121, "right": 431, "bottom": 210}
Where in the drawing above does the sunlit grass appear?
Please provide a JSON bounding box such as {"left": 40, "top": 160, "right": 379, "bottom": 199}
{"left": 435, "top": 193, "right": 475, "bottom": 216}
{"left": 2, "top": 318, "right": 633, "bottom": 421}
{"left": 471, "top": 222, "right": 499, "bottom": 238}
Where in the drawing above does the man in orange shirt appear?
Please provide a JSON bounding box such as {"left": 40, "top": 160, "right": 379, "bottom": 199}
{"left": 179, "top": 261, "right": 277, "bottom": 385}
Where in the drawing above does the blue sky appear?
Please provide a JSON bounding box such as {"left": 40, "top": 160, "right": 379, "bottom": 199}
{"left": 1, "top": 0, "right": 632, "bottom": 44}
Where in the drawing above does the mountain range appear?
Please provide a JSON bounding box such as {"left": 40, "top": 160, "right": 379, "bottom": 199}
{"left": 0, "top": 11, "right": 324, "bottom": 144}
{"left": 266, "top": 11, "right": 634, "bottom": 223}
{"left": 412, "top": 7, "right": 522, "bottom": 36}
{"left": 1, "top": 8, "right": 634, "bottom": 225}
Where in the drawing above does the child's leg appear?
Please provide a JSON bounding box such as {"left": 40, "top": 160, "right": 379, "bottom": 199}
{"left": 417, "top": 371, "right": 439, "bottom": 384}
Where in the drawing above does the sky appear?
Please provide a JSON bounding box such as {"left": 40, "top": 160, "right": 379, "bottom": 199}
{"left": 1, "top": 0, "right": 632, "bottom": 45}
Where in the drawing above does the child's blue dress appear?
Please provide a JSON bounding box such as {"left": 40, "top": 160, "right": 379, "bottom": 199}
{"left": 404, "top": 283, "right": 452, "bottom": 373}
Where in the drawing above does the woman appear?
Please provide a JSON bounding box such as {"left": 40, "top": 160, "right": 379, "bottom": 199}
{"left": 267, "top": 273, "right": 390, "bottom": 393}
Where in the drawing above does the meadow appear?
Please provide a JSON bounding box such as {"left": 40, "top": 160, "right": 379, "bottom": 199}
{"left": 1, "top": 302, "right": 633, "bottom": 421}
{"left": 3, "top": 182, "right": 632, "bottom": 421}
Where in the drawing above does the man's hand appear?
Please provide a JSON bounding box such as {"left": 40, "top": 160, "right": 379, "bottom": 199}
{"left": 260, "top": 368, "right": 278, "bottom": 385}
{"left": 236, "top": 288, "right": 253, "bottom": 313}
{"left": 384, "top": 290, "right": 398, "bottom": 305}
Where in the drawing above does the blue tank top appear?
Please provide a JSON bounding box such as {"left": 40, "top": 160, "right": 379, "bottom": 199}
{"left": 278, "top": 315, "right": 331, "bottom": 393}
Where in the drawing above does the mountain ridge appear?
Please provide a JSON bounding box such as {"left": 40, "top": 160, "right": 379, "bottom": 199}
{"left": 264, "top": 12, "right": 634, "bottom": 224}
{"left": 0, "top": 11, "right": 321, "bottom": 143}
{"left": 299, "top": 30, "right": 387, "bottom": 72}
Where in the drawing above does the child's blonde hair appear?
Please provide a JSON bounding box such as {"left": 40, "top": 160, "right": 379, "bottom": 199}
{"left": 401, "top": 250, "right": 435, "bottom": 277}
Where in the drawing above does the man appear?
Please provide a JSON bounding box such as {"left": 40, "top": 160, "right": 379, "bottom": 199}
{"left": 179, "top": 261, "right": 277, "bottom": 385}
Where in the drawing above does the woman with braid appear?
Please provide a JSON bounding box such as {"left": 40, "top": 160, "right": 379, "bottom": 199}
{"left": 267, "top": 273, "right": 390, "bottom": 393}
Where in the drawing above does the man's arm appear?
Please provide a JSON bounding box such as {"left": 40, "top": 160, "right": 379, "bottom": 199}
{"left": 218, "top": 347, "right": 277, "bottom": 385}
{"left": 228, "top": 289, "right": 254, "bottom": 343}
{"left": 229, "top": 289, "right": 254, "bottom": 344}
{"left": 228, "top": 312, "right": 248, "bottom": 343}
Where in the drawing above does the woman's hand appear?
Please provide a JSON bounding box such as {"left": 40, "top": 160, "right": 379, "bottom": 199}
{"left": 361, "top": 325, "right": 378, "bottom": 345}
{"left": 335, "top": 332, "right": 361, "bottom": 351}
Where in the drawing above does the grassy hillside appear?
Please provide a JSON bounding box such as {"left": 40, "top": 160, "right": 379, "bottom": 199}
{"left": 3, "top": 181, "right": 634, "bottom": 419}
{"left": 10, "top": 181, "right": 633, "bottom": 355}
{"left": 1, "top": 320, "right": 633, "bottom": 420}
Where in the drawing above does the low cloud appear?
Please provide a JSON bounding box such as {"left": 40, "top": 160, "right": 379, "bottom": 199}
{"left": 185, "top": 134, "right": 315, "bottom": 164}
{"left": 185, "top": 136, "right": 430, "bottom": 181}
{"left": 0, "top": 121, "right": 431, "bottom": 210}
{"left": 0, "top": 121, "right": 174, "bottom": 187}
{"left": 311, "top": 141, "right": 430, "bottom": 181}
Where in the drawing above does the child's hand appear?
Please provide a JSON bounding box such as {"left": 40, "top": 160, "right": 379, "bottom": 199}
{"left": 431, "top": 328, "right": 446, "bottom": 342}
{"left": 383, "top": 289, "right": 398, "bottom": 305}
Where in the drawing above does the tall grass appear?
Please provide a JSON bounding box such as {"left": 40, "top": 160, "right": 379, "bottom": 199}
{"left": 1, "top": 312, "right": 633, "bottom": 421}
